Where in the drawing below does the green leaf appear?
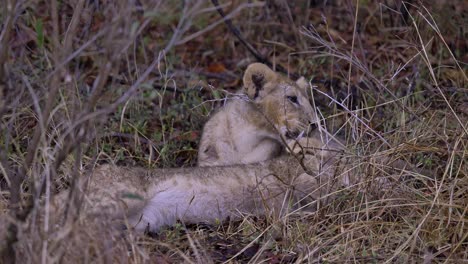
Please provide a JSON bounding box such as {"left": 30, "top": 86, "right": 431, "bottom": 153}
{"left": 130, "top": 21, "right": 140, "bottom": 36}
{"left": 121, "top": 192, "right": 144, "bottom": 201}
{"left": 35, "top": 19, "right": 44, "bottom": 48}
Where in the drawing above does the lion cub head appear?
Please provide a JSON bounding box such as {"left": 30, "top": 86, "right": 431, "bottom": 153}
{"left": 243, "top": 63, "right": 318, "bottom": 138}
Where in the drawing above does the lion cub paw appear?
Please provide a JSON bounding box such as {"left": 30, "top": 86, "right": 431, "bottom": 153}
{"left": 286, "top": 137, "right": 324, "bottom": 155}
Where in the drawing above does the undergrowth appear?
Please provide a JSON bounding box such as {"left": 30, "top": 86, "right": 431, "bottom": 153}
{"left": 0, "top": 0, "right": 466, "bottom": 263}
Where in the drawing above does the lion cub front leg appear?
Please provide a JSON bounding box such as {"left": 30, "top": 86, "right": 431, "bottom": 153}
{"left": 286, "top": 131, "right": 345, "bottom": 159}
{"left": 240, "top": 138, "right": 283, "bottom": 164}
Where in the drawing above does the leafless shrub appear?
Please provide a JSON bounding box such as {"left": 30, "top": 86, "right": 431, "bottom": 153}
{"left": 0, "top": 0, "right": 220, "bottom": 262}
{"left": 0, "top": 0, "right": 466, "bottom": 263}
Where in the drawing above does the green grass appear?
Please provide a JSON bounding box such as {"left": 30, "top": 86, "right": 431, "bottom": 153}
{"left": 0, "top": 0, "right": 466, "bottom": 263}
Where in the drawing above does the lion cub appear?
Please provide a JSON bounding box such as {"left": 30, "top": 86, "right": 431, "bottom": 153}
{"left": 44, "top": 132, "right": 351, "bottom": 233}
{"left": 198, "top": 63, "right": 318, "bottom": 167}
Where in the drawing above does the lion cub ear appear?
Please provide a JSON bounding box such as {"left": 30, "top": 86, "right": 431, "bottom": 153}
{"left": 243, "top": 63, "right": 277, "bottom": 99}
{"left": 295, "top": 76, "right": 309, "bottom": 93}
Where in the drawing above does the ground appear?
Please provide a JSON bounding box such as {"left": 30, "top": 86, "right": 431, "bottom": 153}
{"left": 0, "top": 0, "right": 466, "bottom": 263}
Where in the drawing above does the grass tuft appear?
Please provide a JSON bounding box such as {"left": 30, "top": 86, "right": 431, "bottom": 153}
{"left": 0, "top": 0, "right": 466, "bottom": 262}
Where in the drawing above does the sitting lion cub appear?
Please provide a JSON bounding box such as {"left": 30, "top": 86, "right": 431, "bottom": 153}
{"left": 198, "top": 63, "right": 318, "bottom": 167}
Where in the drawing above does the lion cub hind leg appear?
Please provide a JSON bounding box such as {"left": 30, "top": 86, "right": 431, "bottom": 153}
{"left": 117, "top": 164, "right": 307, "bottom": 233}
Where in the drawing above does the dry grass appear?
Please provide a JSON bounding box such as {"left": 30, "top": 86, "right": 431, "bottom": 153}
{"left": 0, "top": 0, "right": 466, "bottom": 263}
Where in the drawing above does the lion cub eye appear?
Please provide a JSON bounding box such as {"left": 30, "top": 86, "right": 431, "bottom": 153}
{"left": 287, "top": 96, "right": 299, "bottom": 105}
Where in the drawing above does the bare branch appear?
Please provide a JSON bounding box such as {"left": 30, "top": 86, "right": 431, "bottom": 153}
{"left": 210, "top": 0, "right": 299, "bottom": 79}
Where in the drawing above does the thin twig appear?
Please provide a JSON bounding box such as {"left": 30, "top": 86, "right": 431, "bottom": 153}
{"left": 0, "top": 1, "right": 20, "bottom": 262}
{"left": 177, "top": 2, "right": 264, "bottom": 45}
{"left": 210, "top": 0, "right": 299, "bottom": 79}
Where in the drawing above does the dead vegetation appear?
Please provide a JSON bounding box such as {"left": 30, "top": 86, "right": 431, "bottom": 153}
{"left": 0, "top": 0, "right": 466, "bottom": 263}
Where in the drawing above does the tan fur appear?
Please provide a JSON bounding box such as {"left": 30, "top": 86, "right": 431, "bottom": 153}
{"left": 198, "top": 63, "right": 318, "bottom": 167}
{"left": 47, "top": 131, "right": 356, "bottom": 233}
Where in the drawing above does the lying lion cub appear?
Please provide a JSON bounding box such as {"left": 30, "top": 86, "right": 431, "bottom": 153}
{"left": 50, "top": 131, "right": 354, "bottom": 233}
{"left": 198, "top": 63, "right": 318, "bottom": 167}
